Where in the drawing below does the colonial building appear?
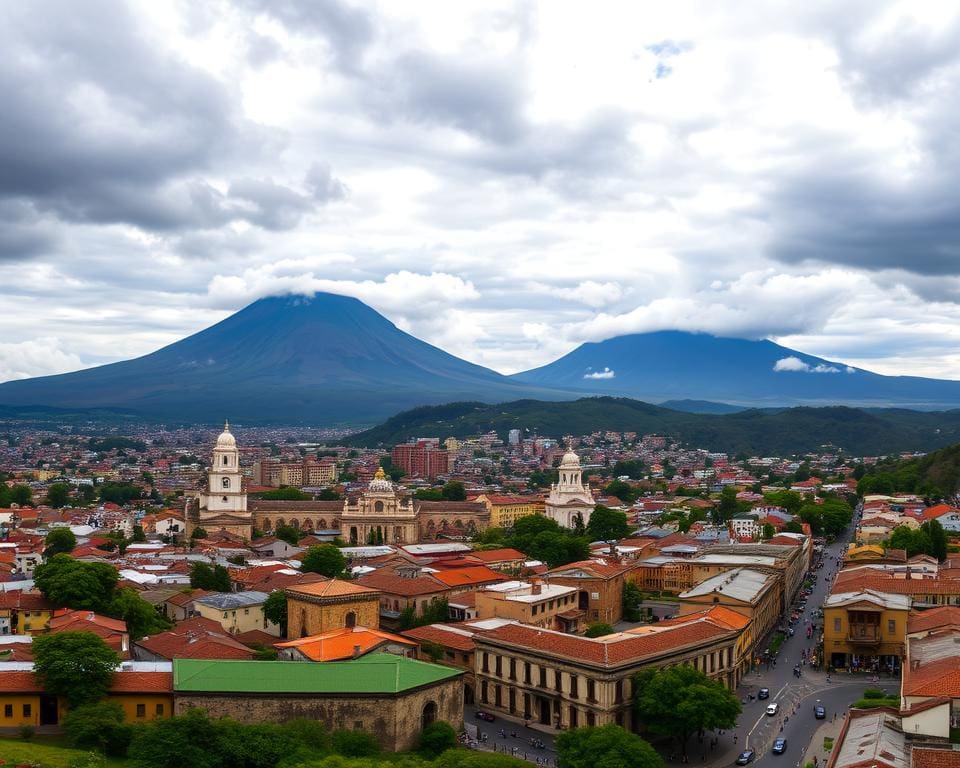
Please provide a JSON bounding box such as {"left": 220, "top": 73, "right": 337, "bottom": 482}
{"left": 546, "top": 559, "right": 634, "bottom": 625}
{"left": 186, "top": 422, "right": 253, "bottom": 540}
{"left": 474, "top": 495, "right": 545, "bottom": 529}
{"left": 823, "top": 588, "right": 910, "bottom": 672}
{"left": 473, "top": 619, "right": 739, "bottom": 730}
{"left": 544, "top": 451, "right": 595, "bottom": 529}
{"left": 340, "top": 467, "right": 419, "bottom": 545}
{"left": 285, "top": 579, "right": 383, "bottom": 638}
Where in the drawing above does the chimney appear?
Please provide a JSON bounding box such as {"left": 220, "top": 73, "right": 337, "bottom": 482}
{"left": 353, "top": 645, "right": 362, "bottom": 659}
{"left": 609, "top": 541, "right": 616, "bottom": 557}
{"left": 531, "top": 579, "right": 542, "bottom": 596}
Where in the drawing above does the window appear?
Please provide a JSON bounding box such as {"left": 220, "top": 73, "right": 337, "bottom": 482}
{"left": 222, "top": 477, "right": 230, "bottom": 489}
{"left": 587, "top": 679, "right": 596, "bottom": 702}
{"left": 156, "top": 703, "right": 164, "bottom": 716}
{"left": 23, "top": 704, "right": 31, "bottom": 717}
{"left": 615, "top": 679, "right": 624, "bottom": 703}
{"left": 509, "top": 659, "right": 516, "bottom": 680}
{"left": 569, "top": 706, "right": 578, "bottom": 727}
{"left": 244, "top": 608, "right": 249, "bottom": 615}
{"left": 223, "top": 456, "right": 228, "bottom": 465}
{"left": 833, "top": 617, "right": 841, "bottom": 632}
{"left": 570, "top": 675, "right": 579, "bottom": 699}
{"left": 888, "top": 619, "right": 896, "bottom": 635}
{"left": 554, "top": 670, "right": 563, "bottom": 692}
{"left": 524, "top": 662, "right": 531, "bottom": 684}
{"left": 482, "top": 652, "right": 490, "bottom": 673}
{"left": 495, "top": 656, "right": 502, "bottom": 677}
{"left": 136, "top": 704, "right": 146, "bottom": 718}
{"left": 539, "top": 667, "right": 547, "bottom": 687}
{"left": 445, "top": 651, "right": 455, "bottom": 660}
{"left": 3, "top": 704, "right": 11, "bottom": 717}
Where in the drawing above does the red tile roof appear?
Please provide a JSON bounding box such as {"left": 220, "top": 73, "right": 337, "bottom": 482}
{"left": 432, "top": 566, "right": 505, "bottom": 588}
{"left": 902, "top": 657, "right": 960, "bottom": 697}
{"left": 0, "top": 670, "right": 171, "bottom": 694}
{"left": 402, "top": 624, "right": 479, "bottom": 652}
{"left": 275, "top": 626, "right": 415, "bottom": 661}
{"left": 907, "top": 607, "right": 960, "bottom": 634}
{"left": 912, "top": 748, "right": 960, "bottom": 768}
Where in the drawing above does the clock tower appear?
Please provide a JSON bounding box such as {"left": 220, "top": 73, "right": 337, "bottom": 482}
{"left": 188, "top": 420, "right": 253, "bottom": 540}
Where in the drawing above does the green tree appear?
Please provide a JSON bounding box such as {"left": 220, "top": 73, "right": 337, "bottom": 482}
{"left": 301, "top": 544, "right": 346, "bottom": 577}
{"left": 11, "top": 484, "right": 33, "bottom": 506}
{"left": 761, "top": 523, "right": 776, "bottom": 540}
{"left": 34, "top": 555, "right": 119, "bottom": 613}
{"left": 633, "top": 665, "right": 741, "bottom": 756}
{"left": 189, "top": 562, "right": 232, "bottom": 592}
{"left": 108, "top": 587, "right": 170, "bottom": 640}
{"left": 318, "top": 488, "right": 341, "bottom": 501}
{"left": 127, "top": 708, "right": 221, "bottom": 768}
{"left": 587, "top": 506, "right": 631, "bottom": 541}
{"left": 602, "top": 480, "right": 638, "bottom": 505}
{"left": 190, "top": 527, "right": 208, "bottom": 541}
{"left": 33, "top": 631, "right": 120, "bottom": 708}
{"left": 556, "top": 723, "right": 663, "bottom": 768}
{"left": 784, "top": 520, "right": 804, "bottom": 533}
{"left": 622, "top": 581, "right": 644, "bottom": 622}
{"left": 44, "top": 527, "right": 77, "bottom": 558}
{"left": 63, "top": 701, "right": 132, "bottom": 756}
{"left": 584, "top": 622, "right": 615, "bottom": 638}
{"left": 264, "top": 590, "right": 288, "bottom": 636}
{"left": 763, "top": 490, "right": 803, "bottom": 515}
{"left": 922, "top": 519, "right": 948, "bottom": 561}
{"left": 46, "top": 482, "right": 72, "bottom": 508}
{"left": 442, "top": 481, "right": 466, "bottom": 501}
{"left": 255, "top": 487, "right": 312, "bottom": 501}
{"left": 417, "top": 720, "right": 457, "bottom": 757}
{"left": 612, "top": 460, "right": 645, "bottom": 479}
{"left": 713, "top": 486, "right": 740, "bottom": 526}
{"left": 274, "top": 524, "right": 301, "bottom": 546}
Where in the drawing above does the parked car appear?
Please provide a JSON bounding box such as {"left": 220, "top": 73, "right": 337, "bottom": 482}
{"left": 772, "top": 739, "right": 787, "bottom": 754}
{"left": 814, "top": 705, "right": 826, "bottom": 719}
{"left": 758, "top": 688, "right": 770, "bottom": 699}
{"left": 735, "top": 750, "right": 756, "bottom": 765}
{"left": 475, "top": 711, "right": 496, "bottom": 722}
{"left": 766, "top": 703, "right": 779, "bottom": 716}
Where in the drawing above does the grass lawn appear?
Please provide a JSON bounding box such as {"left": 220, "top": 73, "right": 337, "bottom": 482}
{"left": 0, "top": 736, "right": 128, "bottom": 767}
{"left": 823, "top": 737, "right": 834, "bottom": 752}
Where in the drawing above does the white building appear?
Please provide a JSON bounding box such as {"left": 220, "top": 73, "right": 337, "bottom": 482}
{"left": 544, "top": 451, "right": 595, "bottom": 529}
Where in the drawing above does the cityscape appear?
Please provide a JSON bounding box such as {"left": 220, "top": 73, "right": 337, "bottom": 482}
{"left": 2, "top": 4, "right": 960, "bottom": 768}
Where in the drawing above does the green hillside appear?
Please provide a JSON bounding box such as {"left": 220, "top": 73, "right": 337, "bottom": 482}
{"left": 344, "top": 397, "right": 960, "bottom": 456}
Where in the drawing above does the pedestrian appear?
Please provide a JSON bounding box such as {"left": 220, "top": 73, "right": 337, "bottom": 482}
{"left": 734, "top": 735, "right": 738, "bottom": 744}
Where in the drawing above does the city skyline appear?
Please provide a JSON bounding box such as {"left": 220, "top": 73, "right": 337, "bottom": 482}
{"left": 2, "top": 1, "right": 960, "bottom": 384}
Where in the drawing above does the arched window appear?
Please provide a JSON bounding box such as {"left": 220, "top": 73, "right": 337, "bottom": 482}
{"left": 421, "top": 701, "right": 437, "bottom": 730}
{"left": 223, "top": 456, "right": 229, "bottom": 465}
{"left": 318, "top": 519, "right": 327, "bottom": 529}
{"left": 222, "top": 477, "right": 230, "bottom": 489}
{"left": 221, "top": 496, "right": 228, "bottom": 503}
{"left": 374, "top": 501, "right": 384, "bottom": 513}
{"left": 345, "top": 611, "right": 357, "bottom": 628}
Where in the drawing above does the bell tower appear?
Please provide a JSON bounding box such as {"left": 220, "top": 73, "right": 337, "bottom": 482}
{"left": 206, "top": 420, "right": 247, "bottom": 514}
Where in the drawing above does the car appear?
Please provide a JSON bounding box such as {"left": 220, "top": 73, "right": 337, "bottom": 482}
{"left": 757, "top": 687, "right": 770, "bottom": 699}
{"left": 766, "top": 703, "right": 779, "bottom": 716}
{"left": 814, "top": 705, "right": 826, "bottom": 719}
{"left": 772, "top": 739, "right": 787, "bottom": 754}
{"left": 735, "top": 750, "right": 756, "bottom": 765}
{"left": 475, "top": 711, "right": 496, "bottom": 722}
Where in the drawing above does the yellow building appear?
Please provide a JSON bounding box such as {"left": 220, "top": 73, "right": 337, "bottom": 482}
{"left": 0, "top": 670, "right": 172, "bottom": 727}
{"left": 285, "top": 579, "right": 382, "bottom": 638}
{"left": 193, "top": 590, "right": 280, "bottom": 636}
{"left": 822, "top": 588, "right": 910, "bottom": 672}
{"left": 474, "top": 495, "right": 544, "bottom": 529}
{"left": 0, "top": 591, "right": 56, "bottom": 635}
{"left": 474, "top": 580, "right": 582, "bottom": 632}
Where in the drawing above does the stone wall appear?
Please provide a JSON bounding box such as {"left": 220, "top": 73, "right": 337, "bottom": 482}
{"left": 287, "top": 594, "right": 381, "bottom": 637}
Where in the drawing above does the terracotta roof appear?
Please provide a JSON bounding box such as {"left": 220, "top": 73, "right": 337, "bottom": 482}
{"left": 402, "top": 624, "right": 478, "bottom": 652}
{"left": 234, "top": 629, "right": 279, "bottom": 647}
{"left": 654, "top": 605, "right": 750, "bottom": 631}
{"left": 356, "top": 570, "right": 447, "bottom": 597}
{"left": 286, "top": 579, "right": 381, "bottom": 599}
{"left": 479, "top": 620, "right": 734, "bottom": 667}
{"left": 136, "top": 624, "right": 254, "bottom": 661}
{"left": 833, "top": 573, "right": 960, "bottom": 596}
{"left": 275, "top": 626, "right": 415, "bottom": 661}
{"left": 0, "top": 591, "right": 56, "bottom": 611}
{"left": 49, "top": 610, "right": 127, "bottom": 634}
{"left": 912, "top": 749, "right": 960, "bottom": 768}
{"left": 164, "top": 589, "right": 211, "bottom": 608}
{"left": 547, "top": 559, "right": 632, "bottom": 580}
{"left": 431, "top": 566, "right": 505, "bottom": 588}
{"left": 920, "top": 504, "right": 958, "bottom": 521}
{"left": 0, "top": 670, "right": 171, "bottom": 694}
{"left": 902, "top": 657, "right": 960, "bottom": 697}
{"left": 907, "top": 607, "right": 960, "bottom": 634}
{"left": 464, "top": 549, "right": 528, "bottom": 563}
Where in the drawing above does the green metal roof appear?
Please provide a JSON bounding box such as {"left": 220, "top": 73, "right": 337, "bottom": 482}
{"left": 173, "top": 653, "right": 462, "bottom": 695}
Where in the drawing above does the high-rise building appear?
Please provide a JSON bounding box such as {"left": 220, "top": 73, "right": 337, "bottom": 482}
{"left": 508, "top": 429, "right": 521, "bottom": 445}
{"left": 391, "top": 441, "right": 450, "bottom": 478}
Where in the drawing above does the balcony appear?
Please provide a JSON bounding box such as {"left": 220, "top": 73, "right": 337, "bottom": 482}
{"left": 848, "top": 626, "right": 881, "bottom": 644}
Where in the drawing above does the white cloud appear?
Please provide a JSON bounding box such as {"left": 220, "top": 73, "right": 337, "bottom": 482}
{"left": 0, "top": 337, "right": 86, "bottom": 382}
{"left": 773, "top": 356, "right": 840, "bottom": 374}
{"left": 584, "top": 367, "right": 615, "bottom": 379}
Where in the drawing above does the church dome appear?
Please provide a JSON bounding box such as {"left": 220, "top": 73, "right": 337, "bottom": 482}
{"left": 560, "top": 450, "right": 580, "bottom": 468}
{"left": 368, "top": 466, "right": 393, "bottom": 493}
{"left": 216, "top": 420, "right": 236, "bottom": 448}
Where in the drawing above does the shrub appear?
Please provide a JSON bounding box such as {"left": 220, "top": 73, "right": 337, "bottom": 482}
{"left": 862, "top": 688, "right": 886, "bottom": 699}
{"left": 18, "top": 723, "right": 35, "bottom": 741}
{"left": 331, "top": 729, "right": 381, "bottom": 757}
{"left": 63, "top": 701, "right": 132, "bottom": 756}
{"left": 417, "top": 721, "right": 457, "bottom": 757}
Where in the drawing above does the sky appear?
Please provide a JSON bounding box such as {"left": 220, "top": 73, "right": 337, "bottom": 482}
{"left": 2, "top": 0, "right": 960, "bottom": 382}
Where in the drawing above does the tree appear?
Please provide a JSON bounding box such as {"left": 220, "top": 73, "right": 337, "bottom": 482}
{"left": 301, "top": 544, "right": 346, "bottom": 577}
{"left": 587, "top": 506, "right": 631, "bottom": 541}
{"left": 414, "top": 488, "right": 444, "bottom": 501}
{"left": 761, "top": 523, "right": 776, "bottom": 540}
{"left": 274, "top": 524, "right": 301, "bottom": 546}
{"left": 33, "top": 631, "right": 119, "bottom": 708}
{"left": 318, "top": 488, "right": 341, "bottom": 501}
{"left": 713, "top": 486, "right": 740, "bottom": 526}
{"left": 190, "top": 527, "right": 208, "bottom": 541}
{"left": 11, "top": 484, "right": 33, "bottom": 506}
{"left": 602, "top": 480, "right": 638, "bottom": 505}
{"left": 63, "top": 701, "right": 131, "bottom": 756}
{"left": 255, "top": 487, "right": 312, "bottom": 501}
{"left": 131, "top": 524, "right": 146, "bottom": 543}
{"left": 584, "top": 622, "right": 615, "bottom": 638}
{"left": 34, "top": 555, "right": 119, "bottom": 613}
{"left": 46, "top": 482, "right": 72, "bottom": 508}
{"left": 44, "top": 527, "right": 77, "bottom": 558}
{"left": 108, "top": 587, "right": 170, "bottom": 640}
{"left": 922, "top": 518, "right": 949, "bottom": 561}
{"left": 442, "top": 481, "right": 466, "bottom": 501}
{"left": 418, "top": 720, "right": 457, "bottom": 757}
{"left": 633, "top": 665, "right": 741, "bottom": 756}
{"left": 189, "top": 562, "right": 232, "bottom": 592}
{"left": 622, "top": 581, "right": 644, "bottom": 622}
{"left": 784, "top": 520, "right": 804, "bottom": 534}
{"left": 556, "top": 724, "right": 663, "bottom": 768}
{"left": 264, "top": 590, "right": 288, "bottom": 636}
{"left": 127, "top": 708, "right": 222, "bottom": 768}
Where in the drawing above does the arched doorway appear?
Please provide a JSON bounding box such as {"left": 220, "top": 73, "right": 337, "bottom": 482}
{"left": 345, "top": 611, "right": 357, "bottom": 628}
{"left": 350, "top": 526, "right": 358, "bottom": 544}
{"left": 464, "top": 684, "right": 474, "bottom": 706}
{"left": 421, "top": 701, "right": 437, "bottom": 730}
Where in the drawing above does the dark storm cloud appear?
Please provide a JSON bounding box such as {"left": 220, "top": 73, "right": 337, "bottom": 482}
{"left": 227, "top": 178, "right": 316, "bottom": 231}
{"left": 234, "top": 0, "right": 373, "bottom": 73}
{"left": 0, "top": 202, "right": 58, "bottom": 262}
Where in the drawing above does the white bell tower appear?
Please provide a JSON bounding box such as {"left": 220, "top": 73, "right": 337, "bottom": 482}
{"left": 205, "top": 420, "right": 247, "bottom": 514}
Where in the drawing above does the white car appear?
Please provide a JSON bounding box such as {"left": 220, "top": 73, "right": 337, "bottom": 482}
{"left": 766, "top": 703, "right": 779, "bottom": 716}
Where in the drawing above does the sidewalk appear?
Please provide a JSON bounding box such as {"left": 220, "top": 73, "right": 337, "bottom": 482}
{"left": 802, "top": 718, "right": 844, "bottom": 768}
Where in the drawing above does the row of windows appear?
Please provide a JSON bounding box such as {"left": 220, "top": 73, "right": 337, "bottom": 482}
{"left": 480, "top": 654, "right": 614, "bottom": 703}
{"left": 2, "top": 702, "right": 165, "bottom": 718}
{"left": 530, "top": 594, "right": 576, "bottom": 615}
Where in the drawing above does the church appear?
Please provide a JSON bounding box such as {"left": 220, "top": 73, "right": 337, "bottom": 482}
{"left": 187, "top": 423, "right": 489, "bottom": 544}
{"left": 544, "top": 450, "right": 595, "bottom": 529}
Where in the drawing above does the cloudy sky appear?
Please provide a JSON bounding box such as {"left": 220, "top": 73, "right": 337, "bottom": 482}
{"left": 2, "top": 0, "right": 960, "bottom": 382}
